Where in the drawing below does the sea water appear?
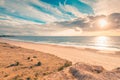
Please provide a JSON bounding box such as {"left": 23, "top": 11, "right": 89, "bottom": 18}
{"left": 5, "top": 36, "right": 120, "bottom": 51}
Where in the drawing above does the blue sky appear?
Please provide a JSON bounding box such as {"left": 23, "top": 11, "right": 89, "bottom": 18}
{"left": 0, "top": 0, "right": 120, "bottom": 36}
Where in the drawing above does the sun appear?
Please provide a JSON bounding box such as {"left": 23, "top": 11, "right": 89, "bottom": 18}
{"left": 98, "top": 19, "right": 108, "bottom": 28}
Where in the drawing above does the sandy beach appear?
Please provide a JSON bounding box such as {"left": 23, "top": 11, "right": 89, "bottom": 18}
{"left": 0, "top": 38, "right": 120, "bottom": 80}
{"left": 0, "top": 39, "right": 72, "bottom": 80}
{"left": 0, "top": 38, "right": 120, "bottom": 71}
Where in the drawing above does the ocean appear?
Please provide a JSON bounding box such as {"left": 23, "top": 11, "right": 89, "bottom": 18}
{"left": 4, "top": 36, "right": 120, "bottom": 51}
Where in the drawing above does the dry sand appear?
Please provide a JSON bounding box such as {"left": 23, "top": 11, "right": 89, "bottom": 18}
{"left": 0, "top": 41, "right": 71, "bottom": 80}
{"left": 0, "top": 38, "right": 120, "bottom": 71}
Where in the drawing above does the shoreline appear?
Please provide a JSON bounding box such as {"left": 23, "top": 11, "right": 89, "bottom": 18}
{"left": 0, "top": 38, "right": 120, "bottom": 70}
{"left": 2, "top": 37, "right": 120, "bottom": 52}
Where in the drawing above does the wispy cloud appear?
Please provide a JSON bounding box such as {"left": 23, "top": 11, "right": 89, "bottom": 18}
{"left": 0, "top": 0, "right": 94, "bottom": 23}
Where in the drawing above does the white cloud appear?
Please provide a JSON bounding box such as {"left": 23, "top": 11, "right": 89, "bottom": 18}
{"left": 94, "top": 0, "right": 120, "bottom": 15}
{"left": 81, "top": 0, "right": 120, "bottom": 15}
{"left": 80, "top": 0, "right": 95, "bottom": 6}
{"left": 60, "top": 4, "right": 85, "bottom": 18}
{"left": 0, "top": 0, "right": 4, "bottom": 6}
{"left": 26, "top": 6, "right": 57, "bottom": 22}
{"left": 34, "top": 1, "right": 74, "bottom": 21}
{"left": 0, "top": 0, "right": 58, "bottom": 23}
{"left": 34, "top": 0, "right": 63, "bottom": 15}
{"left": 55, "top": 28, "right": 83, "bottom": 36}
{"left": 0, "top": 16, "right": 40, "bottom": 26}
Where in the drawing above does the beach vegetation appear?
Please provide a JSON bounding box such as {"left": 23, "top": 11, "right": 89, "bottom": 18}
{"left": 27, "top": 57, "right": 30, "bottom": 60}
{"left": 33, "top": 56, "right": 37, "bottom": 58}
{"left": 35, "top": 61, "right": 41, "bottom": 66}
{"left": 26, "top": 77, "right": 31, "bottom": 80}
{"left": 7, "top": 61, "right": 20, "bottom": 68}
{"left": 58, "top": 61, "right": 72, "bottom": 71}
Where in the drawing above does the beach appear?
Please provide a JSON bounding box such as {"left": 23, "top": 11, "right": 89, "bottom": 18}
{"left": 0, "top": 38, "right": 72, "bottom": 80}
{"left": 0, "top": 38, "right": 120, "bottom": 71}
{"left": 0, "top": 38, "right": 120, "bottom": 80}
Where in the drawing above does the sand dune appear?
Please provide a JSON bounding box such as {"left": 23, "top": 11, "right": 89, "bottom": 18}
{"left": 0, "top": 42, "right": 71, "bottom": 80}
{"left": 43, "top": 63, "right": 120, "bottom": 80}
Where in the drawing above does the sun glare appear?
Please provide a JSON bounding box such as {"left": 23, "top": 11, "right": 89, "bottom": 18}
{"left": 98, "top": 19, "right": 108, "bottom": 28}
{"left": 94, "top": 36, "right": 109, "bottom": 50}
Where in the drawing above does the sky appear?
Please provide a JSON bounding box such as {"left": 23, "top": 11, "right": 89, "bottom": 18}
{"left": 0, "top": 0, "right": 120, "bottom": 36}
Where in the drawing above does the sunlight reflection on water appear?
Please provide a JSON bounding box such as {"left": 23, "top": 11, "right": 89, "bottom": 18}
{"left": 94, "top": 36, "right": 110, "bottom": 50}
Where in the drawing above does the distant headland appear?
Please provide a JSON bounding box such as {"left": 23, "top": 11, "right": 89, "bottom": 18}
{"left": 0, "top": 35, "right": 15, "bottom": 37}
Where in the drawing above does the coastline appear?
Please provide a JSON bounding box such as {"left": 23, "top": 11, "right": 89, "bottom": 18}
{"left": 2, "top": 37, "right": 120, "bottom": 52}
{"left": 0, "top": 38, "right": 120, "bottom": 70}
